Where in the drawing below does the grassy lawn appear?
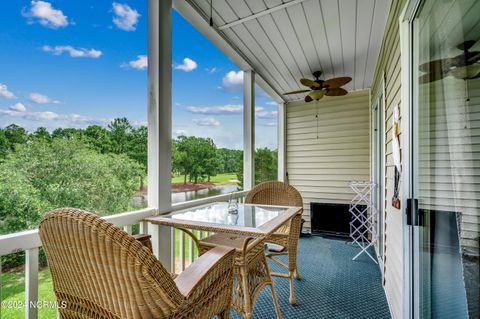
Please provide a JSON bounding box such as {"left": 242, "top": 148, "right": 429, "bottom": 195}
{"left": 1, "top": 269, "right": 56, "bottom": 319}
{"left": 171, "top": 173, "right": 237, "bottom": 184}
{"left": 1, "top": 233, "right": 205, "bottom": 317}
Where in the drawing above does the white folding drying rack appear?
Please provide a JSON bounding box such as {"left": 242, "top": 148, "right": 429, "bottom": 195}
{"left": 349, "top": 181, "right": 378, "bottom": 263}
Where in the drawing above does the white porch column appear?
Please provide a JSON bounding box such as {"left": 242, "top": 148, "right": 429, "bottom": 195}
{"left": 147, "top": 0, "right": 173, "bottom": 271}
{"left": 277, "top": 102, "right": 286, "bottom": 182}
{"left": 243, "top": 70, "right": 255, "bottom": 190}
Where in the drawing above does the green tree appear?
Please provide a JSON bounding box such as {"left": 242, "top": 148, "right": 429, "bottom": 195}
{"left": 0, "top": 138, "right": 144, "bottom": 236}
{"left": 0, "top": 129, "right": 9, "bottom": 159}
{"left": 255, "top": 148, "right": 278, "bottom": 183}
{"left": 4, "top": 124, "right": 27, "bottom": 150}
{"left": 236, "top": 148, "right": 278, "bottom": 188}
{"left": 108, "top": 118, "right": 133, "bottom": 154}
{"left": 83, "top": 125, "right": 112, "bottom": 153}
{"left": 218, "top": 148, "right": 242, "bottom": 173}
{"left": 174, "top": 136, "right": 222, "bottom": 183}
{"left": 30, "top": 127, "right": 51, "bottom": 142}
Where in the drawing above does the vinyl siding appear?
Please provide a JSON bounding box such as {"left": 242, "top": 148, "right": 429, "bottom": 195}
{"left": 285, "top": 90, "right": 370, "bottom": 229}
{"left": 370, "top": 0, "right": 407, "bottom": 318}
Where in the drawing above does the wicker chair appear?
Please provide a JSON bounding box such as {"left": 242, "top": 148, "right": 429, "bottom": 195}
{"left": 245, "top": 181, "right": 303, "bottom": 305}
{"left": 39, "top": 208, "right": 235, "bottom": 319}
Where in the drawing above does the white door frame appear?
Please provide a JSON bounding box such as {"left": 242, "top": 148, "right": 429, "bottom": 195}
{"left": 399, "top": 0, "right": 423, "bottom": 318}
{"left": 371, "top": 78, "right": 386, "bottom": 277}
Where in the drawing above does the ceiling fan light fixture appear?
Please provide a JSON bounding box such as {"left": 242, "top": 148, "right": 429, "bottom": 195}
{"left": 450, "top": 64, "right": 480, "bottom": 79}
{"left": 309, "top": 89, "right": 326, "bottom": 101}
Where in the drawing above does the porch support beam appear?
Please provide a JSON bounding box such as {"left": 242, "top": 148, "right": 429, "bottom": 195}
{"left": 147, "top": 0, "right": 173, "bottom": 271}
{"left": 243, "top": 70, "right": 255, "bottom": 190}
{"left": 217, "top": 0, "right": 311, "bottom": 30}
{"left": 278, "top": 102, "right": 286, "bottom": 182}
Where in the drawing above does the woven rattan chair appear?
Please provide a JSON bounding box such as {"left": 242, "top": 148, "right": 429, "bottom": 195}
{"left": 198, "top": 235, "right": 282, "bottom": 319}
{"left": 39, "top": 208, "right": 235, "bottom": 319}
{"left": 245, "top": 181, "right": 303, "bottom": 304}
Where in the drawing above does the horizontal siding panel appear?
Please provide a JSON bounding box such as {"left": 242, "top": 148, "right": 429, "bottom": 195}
{"left": 287, "top": 142, "right": 369, "bottom": 152}
{"left": 287, "top": 115, "right": 369, "bottom": 129}
{"left": 288, "top": 155, "right": 369, "bottom": 163}
{"left": 288, "top": 129, "right": 369, "bottom": 141}
{"left": 287, "top": 149, "right": 370, "bottom": 157}
{"left": 288, "top": 174, "right": 370, "bottom": 182}
{"left": 286, "top": 89, "right": 370, "bottom": 249}
{"left": 287, "top": 161, "right": 370, "bottom": 170}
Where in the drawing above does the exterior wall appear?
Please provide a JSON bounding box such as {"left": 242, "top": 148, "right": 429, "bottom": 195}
{"left": 285, "top": 90, "right": 370, "bottom": 229}
{"left": 370, "top": 1, "right": 407, "bottom": 318}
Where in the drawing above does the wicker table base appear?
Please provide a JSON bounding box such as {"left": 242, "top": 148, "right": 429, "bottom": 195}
{"left": 199, "top": 234, "right": 283, "bottom": 319}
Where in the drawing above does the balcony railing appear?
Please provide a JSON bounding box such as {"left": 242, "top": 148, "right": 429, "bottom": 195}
{"left": 0, "top": 190, "right": 248, "bottom": 319}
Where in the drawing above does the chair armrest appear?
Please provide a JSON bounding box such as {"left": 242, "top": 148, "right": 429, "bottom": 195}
{"left": 133, "top": 234, "right": 152, "bottom": 252}
{"left": 175, "top": 245, "right": 235, "bottom": 298}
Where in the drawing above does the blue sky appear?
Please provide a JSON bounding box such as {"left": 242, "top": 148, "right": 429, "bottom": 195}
{"left": 0, "top": 1, "right": 278, "bottom": 149}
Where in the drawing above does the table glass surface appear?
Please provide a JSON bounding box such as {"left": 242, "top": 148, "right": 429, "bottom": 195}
{"left": 167, "top": 203, "right": 290, "bottom": 229}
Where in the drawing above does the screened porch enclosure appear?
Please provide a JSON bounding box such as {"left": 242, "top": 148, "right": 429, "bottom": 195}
{"left": 5, "top": 0, "right": 479, "bottom": 319}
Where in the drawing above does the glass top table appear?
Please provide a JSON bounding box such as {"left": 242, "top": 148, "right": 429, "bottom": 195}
{"left": 145, "top": 202, "right": 302, "bottom": 237}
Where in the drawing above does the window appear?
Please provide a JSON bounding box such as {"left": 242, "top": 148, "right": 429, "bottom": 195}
{"left": 254, "top": 83, "right": 279, "bottom": 185}
{"left": 171, "top": 10, "right": 244, "bottom": 203}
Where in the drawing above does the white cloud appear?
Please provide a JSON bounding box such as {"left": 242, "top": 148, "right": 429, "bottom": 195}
{"left": 192, "top": 117, "right": 220, "bottom": 126}
{"left": 174, "top": 129, "right": 188, "bottom": 137}
{"left": 131, "top": 120, "right": 147, "bottom": 127}
{"left": 22, "top": 1, "right": 69, "bottom": 29}
{"left": 256, "top": 111, "right": 278, "bottom": 119}
{"left": 205, "top": 67, "right": 217, "bottom": 74}
{"left": 258, "top": 122, "right": 277, "bottom": 127}
{"left": 9, "top": 103, "right": 27, "bottom": 112}
{"left": 222, "top": 70, "right": 243, "bottom": 92}
{"left": 0, "top": 109, "right": 58, "bottom": 121}
{"left": 0, "top": 83, "right": 16, "bottom": 99}
{"left": 29, "top": 92, "right": 60, "bottom": 104}
{"left": 0, "top": 108, "right": 108, "bottom": 126}
{"left": 187, "top": 104, "right": 242, "bottom": 115}
{"left": 112, "top": 2, "right": 140, "bottom": 31}
{"left": 174, "top": 58, "right": 198, "bottom": 72}
{"left": 122, "top": 55, "right": 147, "bottom": 70}
{"left": 186, "top": 104, "right": 273, "bottom": 118}
{"left": 266, "top": 101, "right": 278, "bottom": 106}
{"left": 42, "top": 45, "right": 102, "bottom": 58}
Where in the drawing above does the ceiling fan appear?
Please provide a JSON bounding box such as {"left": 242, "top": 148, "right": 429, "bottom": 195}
{"left": 419, "top": 40, "right": 480, "bottom": 83}
{"left": 284, "top": 71, "right": 352, "bottom": 102}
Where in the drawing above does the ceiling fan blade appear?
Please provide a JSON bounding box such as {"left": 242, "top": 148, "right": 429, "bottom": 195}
{"left": 323, "top": 77, "right": 352, "bottom": 88}
{"left": 304, "top": 95, "right": 313, "bottom": 103}
{"left": 468, "top": 52, "right": 480, "bottom": 63}
{"left": 284, "top": 89, "right": 311, "bottom": 95}
{"left": 457, "top": 40, "right": 476, "bottom": 51}
{"left": 418, "top": 59, "right": 446, "bottom": 72}
{"left": 419, "top": 70, "right": 446, "bottom": 84}
{"left": 326, "top": 88, "right": 348, "bottom": 96}
{"left": 300, "top": 78, "right": 320, "bottom": 88}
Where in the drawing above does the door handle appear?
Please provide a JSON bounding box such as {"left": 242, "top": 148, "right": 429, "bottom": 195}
{"left": 406, "top": 198, "right": 419, "bottom": 226}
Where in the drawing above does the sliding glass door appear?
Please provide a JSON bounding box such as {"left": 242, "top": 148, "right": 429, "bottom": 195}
{"left": 411, "top": 0, "right": 479, "bottom": 318}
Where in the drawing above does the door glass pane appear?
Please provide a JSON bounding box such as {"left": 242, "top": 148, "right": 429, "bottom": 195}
{"left": 413, "top": 1, "right": 480, "bottom": 318}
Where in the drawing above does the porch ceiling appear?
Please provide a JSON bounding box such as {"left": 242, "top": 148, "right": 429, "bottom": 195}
{"left": 181, "top": 0, "right": 392, "bottom": 102}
